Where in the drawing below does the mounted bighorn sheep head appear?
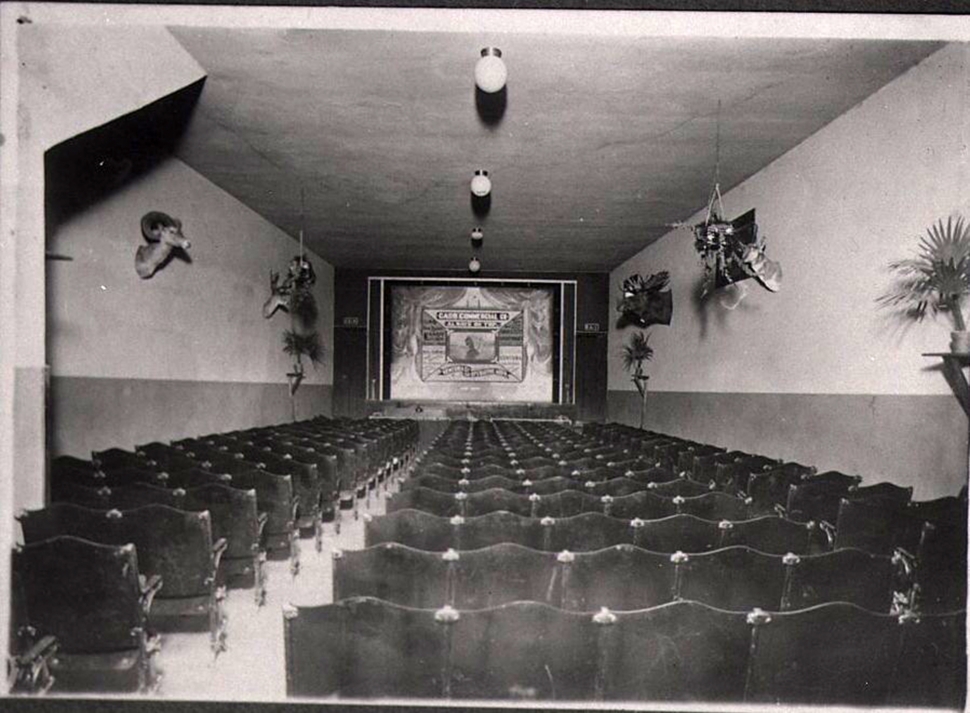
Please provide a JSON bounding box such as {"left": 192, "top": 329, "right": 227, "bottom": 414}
{"left": 135, "top": 211, "right": 191, "bottom": 279}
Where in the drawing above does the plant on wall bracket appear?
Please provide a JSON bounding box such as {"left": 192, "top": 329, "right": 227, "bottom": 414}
{"left": 281, "top": 265, "right": 322, "bottom": 372}
{"left": 879, "top": 214, "right": 970, "bottom": 354}
{"left": 621, "top": 330, "right": 654, "bottom": 429}
{"left": 263, "top": 192, "right": 324, "bottom": 416}
{"left": 267, "top": 250, "right": 322, "bottom": 402}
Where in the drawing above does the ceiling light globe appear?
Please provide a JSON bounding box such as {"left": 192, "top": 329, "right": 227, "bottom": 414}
{"left": 471, "top": 227, "right": 484, "bottom": 243}
{"left": 475, "top": 48, "right": 507, "bottom": 93}
{"left": 468, "top": 257, "right": 482, "bottom": 274}
{"left": 470, "top": 170, "right": 491, "bottom": 197}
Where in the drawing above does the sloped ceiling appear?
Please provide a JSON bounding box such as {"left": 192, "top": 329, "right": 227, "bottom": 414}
{"left": 170, "top": 27, "right": 941, "bottom": 272}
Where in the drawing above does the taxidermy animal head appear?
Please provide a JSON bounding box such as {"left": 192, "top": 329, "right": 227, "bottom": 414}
{"left": 135, "top": 211, "right": 191, "bottom": 279}
{"left": 617, "top": 271, "right": 673, "bottom": 328}
{"left": 741, "top": 242, "right": 783, "bottom": 292}
{"left": 263, "top": 270, "right": 292, "bottom": 319}
{"left": 713, "top": 239, "right": 783, "bottom": 310}
{"left": 263, "top": 255, "right": 318, "bottom": 320}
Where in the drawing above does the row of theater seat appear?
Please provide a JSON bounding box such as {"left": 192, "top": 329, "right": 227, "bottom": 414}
{"left": 9, "top": 416, "right": 418, "bottom": 694}
{"left": 389, "top": 485, "right": 753, "bottom": 520}
{"left": 366, "top": 509, "right": 823, "bottom": 554}
{"left": 283, "top": 419, "right": 966, "bottom": 706}
{"left": 284, "top": 596, "right": 963, "bottom": 705}
{"left": 334, "top": 541, "right": 903, "bottom": 613}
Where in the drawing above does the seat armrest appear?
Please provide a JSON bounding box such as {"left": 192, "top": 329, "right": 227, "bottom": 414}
{"left": 892, "top": 547, "right": 916, "bottom": 581}
{"left": 257, "top": 511, "right": 269, "bottom": 539}
{"left": 290, "top": 495, "right": 301, "bottom": 523}
{"left": 212, "top": 537, "right": 229, "bottom": 571}
{"left": 15, "top": 634, "right": 58, "bottom": 666}
{"left": 11, "top": 634, "right": 58, "bottom": 694}
{"left": 818, "top": 520, "right": 836, "bottom": 549}
{"left": 139, "top": 573, "right": 164, "bottom": 614}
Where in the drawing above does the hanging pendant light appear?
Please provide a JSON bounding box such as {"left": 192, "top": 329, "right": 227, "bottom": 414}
{"left": 475, "top": 48, "right": 507, "bottom": 93}
{"left": 468, "top": 257, "right": 481, "bottom": 274}
{"left": 471, "top": 169, "right": 491, "bottom": 197}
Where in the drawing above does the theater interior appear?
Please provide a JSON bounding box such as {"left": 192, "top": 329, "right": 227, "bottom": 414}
{"left": 0, "top": 4, "right": 967, "bottom": 708}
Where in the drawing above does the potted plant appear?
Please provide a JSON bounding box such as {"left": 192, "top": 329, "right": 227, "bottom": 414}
{"left": 621, "top": 330, "right": 654, "bottom": 428}
{"left": 880, "top": 215, "right": 970, "bottom": 355}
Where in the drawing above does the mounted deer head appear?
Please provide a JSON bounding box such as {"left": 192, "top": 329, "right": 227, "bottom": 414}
{"left": 263, "top": 255, "right": 317, "bottom": 320}
{"left": 135, "top": 211, "right": 190, "bottom": 279}
{"left": 741, "top": 241, "right": 783, "bottom": 292}
{"left": 263, "top": 270, "right": 292, "bottom": 319}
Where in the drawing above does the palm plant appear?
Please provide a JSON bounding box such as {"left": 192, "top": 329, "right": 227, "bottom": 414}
{"left": 283, "top": 330, "right": 322, "bottom": 366}
{"left": 621, "top": 330, "right": 654, "bottom": 429}
{"left": 880, "top": 215, "right": 970, "bottom": 332}
{"left": 621, "top": 330, "right": 654, "bottom": 378}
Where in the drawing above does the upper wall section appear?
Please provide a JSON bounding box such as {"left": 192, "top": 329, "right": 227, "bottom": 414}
{"left": 609, "top": 43, "right": 969, "bottom": 396}
{"left": 48, "top": 156, "right": 335, "bottom": 386}
{"left": 18, "top": 24, "right": 205, "bottom": 151}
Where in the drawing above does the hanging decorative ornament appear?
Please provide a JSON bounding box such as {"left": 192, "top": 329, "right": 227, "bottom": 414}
{"left": 470, "top": 227, "right": 484, "bottom": 244}
{"left": 471, "top": 169, "right": 491, "bottom": 197}
{"left": 475, "top": 48, "right": 507, "bottom": 93}
{"left": 468, "top": 257, "right": 482, "bottom": 274}
{"left": 677, "top": 101, "right": 782, "bottom": 301}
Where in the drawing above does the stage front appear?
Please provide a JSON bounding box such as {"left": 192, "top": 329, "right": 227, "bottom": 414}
{"left": 365, "top": 400, "right": 578, "bottom": 422}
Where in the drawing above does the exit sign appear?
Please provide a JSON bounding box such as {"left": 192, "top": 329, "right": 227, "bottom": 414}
{"left": 342, "top": 316, "right": 361, "bottom": 327}
{"left": 583, "top": 322, "right": 600, "bottom": 332}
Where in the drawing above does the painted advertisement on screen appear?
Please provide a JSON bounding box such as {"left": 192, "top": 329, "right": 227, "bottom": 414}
{"left": 390, "top": 285, "right": 554, "bottom": 402}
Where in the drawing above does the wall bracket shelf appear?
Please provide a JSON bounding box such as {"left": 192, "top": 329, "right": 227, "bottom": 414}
{"left": 922, "top": 353, "right": 970, "bottom": 419}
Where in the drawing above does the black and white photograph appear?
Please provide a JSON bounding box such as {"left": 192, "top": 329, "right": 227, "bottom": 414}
{"left": 0, "top": 3, "right": 967, "bottom": 710}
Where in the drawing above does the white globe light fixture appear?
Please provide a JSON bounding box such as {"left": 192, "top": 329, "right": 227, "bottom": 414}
{"left": 468, "top": 257, "right": 482, "bottom": 274}
{"left": 470, "top": 227, "right": 484, "bottom": 243}
{"left": 471, "top": 170, "right": 491, "bottom": 197}
{"left": 475, "top": 48, "right": 507, "bottom": 93}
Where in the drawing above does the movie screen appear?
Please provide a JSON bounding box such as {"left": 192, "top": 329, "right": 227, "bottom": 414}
{"left": 388, "top": 284, "right": 555, "bottom": 402}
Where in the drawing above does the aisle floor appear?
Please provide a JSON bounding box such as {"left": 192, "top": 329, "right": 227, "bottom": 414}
{"left": 155, "top": 481, "right": 393, "bottom": 701}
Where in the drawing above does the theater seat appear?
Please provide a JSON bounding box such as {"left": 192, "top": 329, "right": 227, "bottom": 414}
{"left": 12, "top": 535, "right": 162, "bottom": 693}
{"left": 18, "top": 503, "right": 228, "bottom": 653}
{"left": 744, "top": 603, "right": 902, "bottom": 705}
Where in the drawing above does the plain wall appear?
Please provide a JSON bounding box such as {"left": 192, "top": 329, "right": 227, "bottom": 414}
{"left": 4, "top": 20, "right": 208, "bottom": 509}
{"left": 608, "top": 43, "right": 969, "bottom": 499}
{"left": 47, "top": 156, "right": 335, "bottom": 456}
